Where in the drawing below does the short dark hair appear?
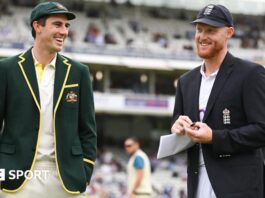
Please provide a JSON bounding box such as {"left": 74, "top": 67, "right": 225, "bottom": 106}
{"left": 31, "top": 15, "right": 48, "bottom": 38}
{"left": 125, "top": 137, "right": 140, "bottom": 146}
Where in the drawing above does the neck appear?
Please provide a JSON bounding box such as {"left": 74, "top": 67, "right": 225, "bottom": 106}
{"left": 32, "top": 43, "right": 56, "bottom": 67}
{"left": 203, "top": 50, "right": 227, "bottom": 77}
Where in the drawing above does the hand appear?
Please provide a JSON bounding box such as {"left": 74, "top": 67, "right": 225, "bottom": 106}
{"left": 127, "top": 192, "right": 134, "bottom": 198}
{"left": 185, "top": 122, "right": 213, "bottom": 144}
{"left": 171, "top": 115, "right": 193, "bottom": 135}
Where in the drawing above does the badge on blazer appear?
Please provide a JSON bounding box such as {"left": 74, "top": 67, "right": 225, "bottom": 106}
{"left": 65, "top": 91, "right": 78, "bottom": 103}
{"left": 223, "top": 108, "right": 231, "bottom": 124}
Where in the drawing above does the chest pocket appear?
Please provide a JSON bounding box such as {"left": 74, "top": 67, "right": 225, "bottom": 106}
{"left": 61, "top": 84, "right": 79, "bottom": 108}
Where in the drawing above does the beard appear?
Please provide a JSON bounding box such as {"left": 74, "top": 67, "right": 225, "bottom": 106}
{"left": 196, "top": 42, "right": 224, "bottom": 59}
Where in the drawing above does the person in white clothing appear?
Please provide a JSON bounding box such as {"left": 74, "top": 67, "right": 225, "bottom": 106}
{"left": 124, "top": 137, "right": 152, "bottom": 198}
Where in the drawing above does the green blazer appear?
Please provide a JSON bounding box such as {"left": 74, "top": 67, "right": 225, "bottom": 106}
{"left": 0, "top": 48, "right": 97, "bottom": 194}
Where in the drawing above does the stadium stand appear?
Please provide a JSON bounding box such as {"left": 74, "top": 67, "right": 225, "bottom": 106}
{"left": 2, "top": 3, "right": 265, "bottom": 61}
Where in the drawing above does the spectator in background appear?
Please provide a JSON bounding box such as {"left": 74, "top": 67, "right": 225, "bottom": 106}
{"left": 0, "top": 0, "right": 12, "bottom": 17}
{"left": 104, "top": 32, "right": 117, "bottom": 45}
{"left": 152, "top": 32, "right": 168, "bottom": 48}
{"left": 159, "top": 185, "right": 173, "bottom": 198}
{"left": 129, "top": 20, "right": 140, "bottom": 34}
{"left": 179, "top": 189, "right": 187, "bottom": 198}
{"left": 84, "top": 23, "right": 105, "bottom": 46}
{"left": 68, "top": 29, "right": 76, "bottom": 43}
{"left": 124, "top": 137, "right": 152, "bottom": 198}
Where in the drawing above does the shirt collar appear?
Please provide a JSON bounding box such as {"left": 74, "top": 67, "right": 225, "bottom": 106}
{"left": 32, "top": 49, "right": 57, "bottom": 68}
{"left": 200, "top": 64, "right": 219, "bottom": 79}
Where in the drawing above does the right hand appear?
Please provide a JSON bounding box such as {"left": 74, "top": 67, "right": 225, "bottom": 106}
{"left": 171, "top": 115, "right": 193, "bottom": 135}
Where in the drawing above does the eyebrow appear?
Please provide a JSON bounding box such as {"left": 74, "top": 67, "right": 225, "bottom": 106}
{"left": 52, "top": 21, "right": 70, "bottom": 27}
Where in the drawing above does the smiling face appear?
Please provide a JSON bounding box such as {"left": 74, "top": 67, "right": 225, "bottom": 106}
{"left": 33, "top": 14, "right": 70, "bottom": 53}
{"left": 195, "top": 23, "right": 234, "bottom": 60}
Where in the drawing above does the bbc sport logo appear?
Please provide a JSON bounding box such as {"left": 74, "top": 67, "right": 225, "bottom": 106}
{"left": 0, "top": 169, "right": 50, "bottom": 181}
{"left": 0, "top": 169, "right": 5, "bottom": 181}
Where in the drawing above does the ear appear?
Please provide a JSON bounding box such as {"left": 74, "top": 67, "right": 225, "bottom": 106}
{"left": 226, "top": 27, "right": 234, "bottom": 39}
{"left": 32, "top": 21, "right": 42, "bottom": 35}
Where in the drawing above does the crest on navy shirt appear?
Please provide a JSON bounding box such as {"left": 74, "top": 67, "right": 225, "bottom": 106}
{"left": 65, "top": 91, "right": 78, "bottom": 103}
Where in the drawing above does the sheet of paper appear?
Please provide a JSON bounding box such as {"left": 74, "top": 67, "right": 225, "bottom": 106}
{"left": 157, "top": 133, "right": 195, "bottom": 159}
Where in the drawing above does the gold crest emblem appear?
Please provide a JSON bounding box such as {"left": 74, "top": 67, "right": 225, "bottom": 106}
{"left": 66, "top": 91, "right": 78, "bottom": 103}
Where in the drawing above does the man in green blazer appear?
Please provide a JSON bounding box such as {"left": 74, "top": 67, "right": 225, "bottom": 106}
{"left": 0, "top": 2, "right": 97, "bottom": 197}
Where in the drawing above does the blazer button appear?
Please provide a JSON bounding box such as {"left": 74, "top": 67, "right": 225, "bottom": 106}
{"left": 194, "top": 171, "right": 198, "bottom": 174}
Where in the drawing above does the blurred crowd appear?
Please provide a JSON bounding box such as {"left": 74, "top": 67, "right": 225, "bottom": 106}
{"left": 83, "top": 148, "right": 187, "bottom": 198}
{"left": 1, "top": 1, "right": 265, "bottom": 59}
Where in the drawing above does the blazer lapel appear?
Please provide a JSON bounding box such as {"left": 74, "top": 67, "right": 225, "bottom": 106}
{"left": 53, "top": 54, "right": 71, "bottom": 111}
{"left": 18, "top": 49, "right": 40, "bottom": 110}
{"left": 189, "top": 68, "right": 201, "bottom": 121}
{"left": 203, "top": 52, "right": 234, "bottom": 121}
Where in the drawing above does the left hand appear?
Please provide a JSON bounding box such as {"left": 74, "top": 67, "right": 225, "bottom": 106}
{"left": 184, "top": 122, "right": 213, "bottom": 144}
{"left": 128, "top": 192, "right": 134, "bottom": 198}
